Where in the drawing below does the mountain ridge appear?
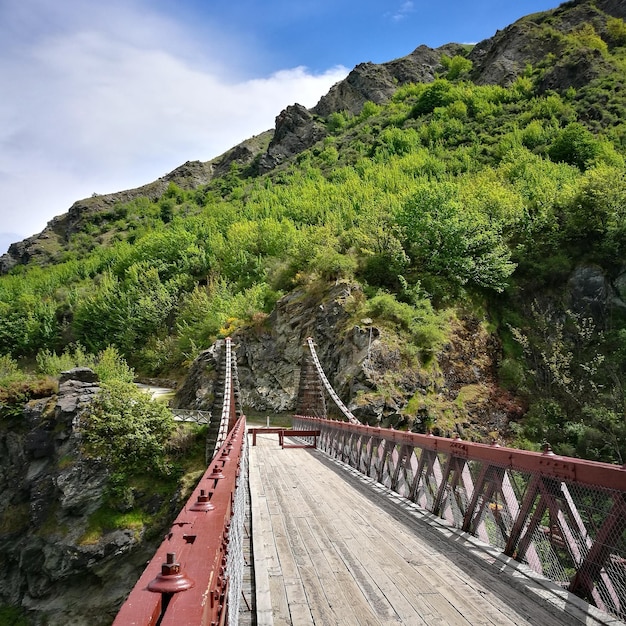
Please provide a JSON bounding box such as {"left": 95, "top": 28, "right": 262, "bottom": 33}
{"left": 6, "top": 0, "right": 626, "bottom": 272}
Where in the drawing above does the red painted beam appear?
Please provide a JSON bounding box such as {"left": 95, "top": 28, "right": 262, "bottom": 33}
{"left": 294, "top": 416, "right": 626, "bottom": 491}
{"left": 113, "top": 417, "right": 246, "bottom": 626}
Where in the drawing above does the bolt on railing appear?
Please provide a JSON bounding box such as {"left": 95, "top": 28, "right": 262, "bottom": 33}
{"left": 113, "top": 416, "right": 247, "bottom": 626}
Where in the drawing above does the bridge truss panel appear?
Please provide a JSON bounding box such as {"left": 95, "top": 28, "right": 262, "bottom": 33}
{"left": 293, "top": 417, "right": 626, "bottom": 622}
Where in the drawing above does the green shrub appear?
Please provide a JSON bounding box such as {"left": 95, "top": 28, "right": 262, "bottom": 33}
{"left": 81, "top": 381, "right": 174, "bottom": 476}
{"left": 36, "top": 344, "right": 94, "bottom": 376}
{"left": 411, "top": 79, "right": 453, "bottom": 117}
{"left": 0, "top": 355, "right": 26, "bottom": 387}
{"left": 327, "top": 111, "right": 351, "bottom": 132}
{"left": 441, "top": 54, "right": 473, "bottom": 80}
{"left": 566, "top": 23, "right": 608, "bottom": 56}
{"left": 498, "top": 357, "right": 526, "bottom": 391}
{"left": 310, "top": 249, "right": 358, "bottom": 282}
{"left": 358, "top": 101, "right": 381, "bottom": 121}
{"left": 548, "top": 122, "right": 599, "bottom": 169}
{"left": 362, "top": 292, "right": 448, "bottom": 359}
{"left": 93, "top": 346, "right": 135, "bottom": 383}
{"left": 0, "top": 607, "right": 29, "bottom": 626}
{"left": 607, "top": 16, "right": 626, "bottom": 47}
{"left": 36, "top": 345, "right": 134, "bottom": 383}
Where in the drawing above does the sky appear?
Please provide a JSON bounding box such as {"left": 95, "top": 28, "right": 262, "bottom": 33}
{"left": 0, "top": 0, "right": 562, "bottom": 254}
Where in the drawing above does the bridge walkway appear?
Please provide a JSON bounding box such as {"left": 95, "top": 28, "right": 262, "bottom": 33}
{"left": 249, "top": 433, "right": 577, "bottom": 626}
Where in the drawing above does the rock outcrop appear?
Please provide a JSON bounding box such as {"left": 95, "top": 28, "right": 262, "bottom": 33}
{"left": 258, "top": 104, "right": 328, "bottom": 173}
{"left": 313, "top": 43, "right": 464, "bottom": 117}
{"left": 469, "top": 0, "right": 625, "bottom": 88}
{"left": 175, "top": 282, "right": 520, "bottom": 439}
{"left": 0, "top": 369, "right": 161, "bottom": 625}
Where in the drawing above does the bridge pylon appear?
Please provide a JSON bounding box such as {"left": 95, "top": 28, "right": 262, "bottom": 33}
{"left": 295, "top": 338, "right": 327, "bottom": 418}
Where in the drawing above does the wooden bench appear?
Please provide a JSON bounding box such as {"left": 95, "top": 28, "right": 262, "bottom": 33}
{"left": 248, "top": 428, "right": 321, "bottom": 449}
{"left": 281, "top": 429, "right": 320, "bottom": 449}
{"left": 249, "top": 427, "right": 286, "bottom": 446}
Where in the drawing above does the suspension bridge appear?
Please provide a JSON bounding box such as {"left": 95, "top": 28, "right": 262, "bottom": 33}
{"left": 114, "top": 337, "right": 626, "bottom": 625}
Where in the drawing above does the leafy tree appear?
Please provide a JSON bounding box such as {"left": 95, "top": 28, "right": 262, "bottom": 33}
{"left": 441, "top": 54, "right": 473, "bottom": 80}
{"left": 563, "top": 164, "right": 626, "bottom": 252}
{"left": 327, "top": 111, "right": 351, "bottom": 132}
{"left": 72, "top": 265, "right": 175, "bottom": 359}
{"left": 310, "top": 249, "right": 358, "bottom": 282}
{"left": 359, "top": 101, "right": 381, "bottom": 121}
{"left": 548, "top": 122, "right": 599, "bottom": 170}
{"left": 411, "top": 79, "right": 453, "bottom": 117}
{"left": 398, "top": 181, "right": 515, "bottom": 292}
{"left": 81, "top": 381, "right": 174, "bottom": 476}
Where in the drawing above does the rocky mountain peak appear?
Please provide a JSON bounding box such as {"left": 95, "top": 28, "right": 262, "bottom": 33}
{"left": 3, "top": 0, "right": 624, "bottom": 273}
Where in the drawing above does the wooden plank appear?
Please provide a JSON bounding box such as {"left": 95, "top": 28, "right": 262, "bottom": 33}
{"left": 249, "top": 446, "right": 275, "bottom": 626}
{"left": 305, "top": 450, "right": 573, "bottom": 626}
{"left": 272, "top": 463, "right": 376, "bottom": 626}
{"left": 249, "top": 431, "right": 580, "bottom": 626}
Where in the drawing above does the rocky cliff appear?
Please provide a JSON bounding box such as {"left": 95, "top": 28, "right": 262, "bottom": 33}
{"left": 0, "top": 369, "right": 168, "bottom": 626}
{"left": 176, "top": 261, "right": 625, "bottom": 440}
{"left": 174, "top": 281, "right": 522, "bottom": 441}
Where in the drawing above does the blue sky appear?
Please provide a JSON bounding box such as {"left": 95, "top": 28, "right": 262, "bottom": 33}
{"left": 0, "top": 0, "right": 561, "bottom": 253}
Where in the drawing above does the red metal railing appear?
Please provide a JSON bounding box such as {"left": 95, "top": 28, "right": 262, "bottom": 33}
{"left": 294, "top": 416, "right": 626, "bottom": 621}
{"left": 113, "top": 416, "right": 247, "bottom": 626}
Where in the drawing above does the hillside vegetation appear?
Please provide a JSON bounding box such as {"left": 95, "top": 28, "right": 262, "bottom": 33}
{"left": 2, "top": 4, "right": 626, "bottom": 463}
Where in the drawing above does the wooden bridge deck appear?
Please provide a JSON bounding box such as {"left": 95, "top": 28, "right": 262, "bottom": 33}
{"left": 249, "top": 433, "right": 598, "bottom": 626}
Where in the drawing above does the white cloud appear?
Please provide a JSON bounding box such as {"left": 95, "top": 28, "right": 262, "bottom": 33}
{"left": 391, "top": 1, "right": 415, "bottom": 22}
{"left": 0, "top": 0, "right": 348, "bottom": 245}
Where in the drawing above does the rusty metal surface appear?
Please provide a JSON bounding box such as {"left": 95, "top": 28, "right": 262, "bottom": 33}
{"left": 112, "top": 417, "right": 246, "bottom": 626}
{"left": 294, "top": 416, "right": 626, "bottom": 621}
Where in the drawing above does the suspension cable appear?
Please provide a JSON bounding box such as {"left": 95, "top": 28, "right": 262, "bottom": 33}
{"left": 306, "top": 337, "right": 360, "bottom": 424}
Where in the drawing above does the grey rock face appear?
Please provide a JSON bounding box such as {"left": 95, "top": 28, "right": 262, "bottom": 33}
{"left": 258, "top": 104, "right": 328, "bottom": 173}
{"left": 567, "top": 265, "right": 611, "bottom": 324}
{"left": 172, "top": 342, "right": 221, "bottom": 410}
{"left": 313, "top": 44, "right": 464, "bottom": 117}
{"left": 0, "top": 368, "right": 158, "bottom": 625}
{"left": 176, "top": 282, "right": 514, "bottom": 438}
{"left": 175, "top": 283, "right": 375, "bottom": 415}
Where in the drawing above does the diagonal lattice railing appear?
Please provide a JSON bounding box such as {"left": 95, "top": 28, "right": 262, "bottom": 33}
{"left": 293, "top": 416, "right": 626, "bottom": 621}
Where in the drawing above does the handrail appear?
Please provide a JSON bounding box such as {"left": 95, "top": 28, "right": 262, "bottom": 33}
{"left": 294, "top": 416, "right": 626, "bottom": 622}
{"left": 112, "top": 416, "right": 247, "bottom": 626}
{"left": 171, "top": 409, "right": 211, "bottom": 424}
{"left": 215, "top": 337, "right": 234, "bottom": 450}
{"left": 114, "top": 336, "right": 245, "bottom": 626}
